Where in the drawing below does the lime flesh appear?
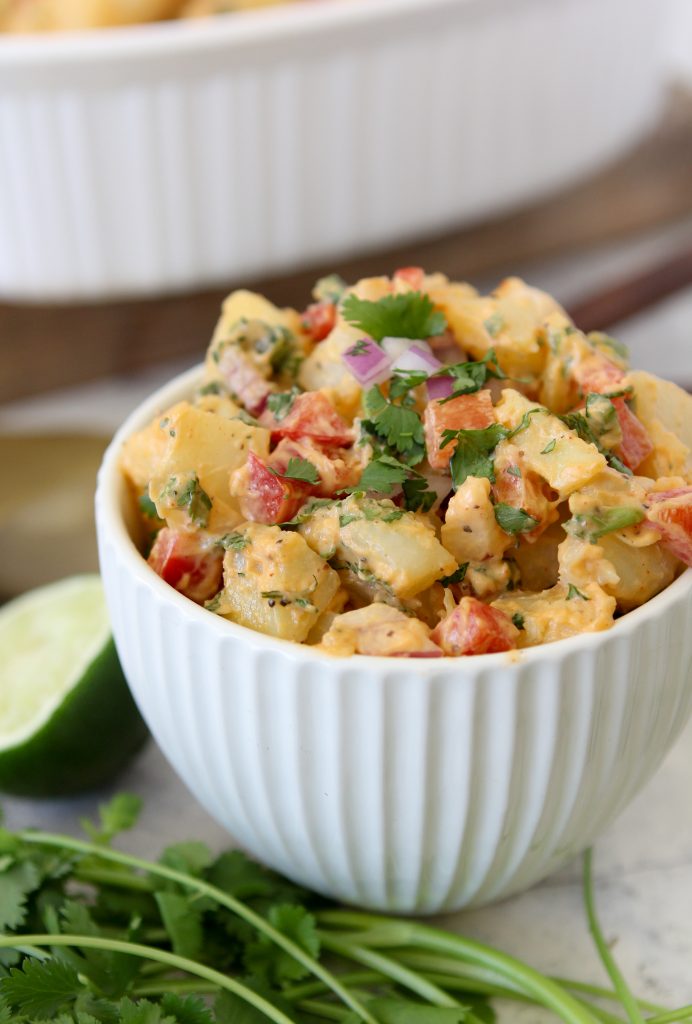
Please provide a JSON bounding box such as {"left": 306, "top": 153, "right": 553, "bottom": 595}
{"left": 0, "top": 575, "right": 148, "bottom": 797}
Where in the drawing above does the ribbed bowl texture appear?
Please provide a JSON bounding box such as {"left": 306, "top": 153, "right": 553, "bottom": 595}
{"left": 95, "top": 367, "right": 692, "bottom": 913}
{"left": 0, "top": 0, "right": 664, "bottom": 300}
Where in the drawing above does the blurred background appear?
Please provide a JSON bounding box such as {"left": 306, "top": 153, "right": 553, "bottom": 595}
{"left": 0, "top": 0, "right": 691, "bottom": 600}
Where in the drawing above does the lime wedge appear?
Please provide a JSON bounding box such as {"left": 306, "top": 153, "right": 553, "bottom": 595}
{"left": 0, "top": 575, "right": 148, "bottom": 797}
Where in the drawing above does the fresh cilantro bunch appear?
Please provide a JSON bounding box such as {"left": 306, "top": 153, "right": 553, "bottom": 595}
{"left": 0, "top": 796, "right": 684, "bottom": 1024}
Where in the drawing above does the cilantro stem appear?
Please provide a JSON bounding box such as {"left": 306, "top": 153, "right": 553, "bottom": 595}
{"left": 554, "top": 977, "right": 662, "bottom": 1015}
{"left": 18, "top": 830, "right": 377, "bottom": 1024}
{"left": 319, "top": 933, "right": 461, "bottom": 1008}
{"left": 645, "top": 1007, "right": 692, "bottom": 1023}
{"left": 317, "top": 913, "right": 601, "bottom": 1023}
{"left": 134, "top": 980, "right": 219, "bottom": 996}
{"left": 76, "top": 865, "right": 155, "bottom": 891}
{"left": 583, "top": 850, "right": 645, "bottom": 1024}
{"left": 296, "top": 999, "right": 352, "bottom": 1021}
{"left": 0, "top": 933, "right": 293, "bottom": 1024}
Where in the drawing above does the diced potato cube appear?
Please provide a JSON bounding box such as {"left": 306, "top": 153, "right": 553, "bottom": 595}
{"left": 148, "top": 402, "right": 270, "bottom": 533}
{"left": 494, "top": 389, "right": 606, "bottom": 497}
{"left": 120, "top": 401, "right": 185, "bottom": 491}
{"left": 298, "top": 496, "right": 456, "bottom": 599}
{"left": 626, "top": 371, "right": 692, "bottom": 481}
{"left": 317, "top": 603, "right": 441, "bottom": 657}
{"left": 434, "top": 277, "right": 565, "bottom": 381}
{"left": 442, "top": 477, "right": 511, "bottom": 563}
{"left": 218, "top": 523, "right": 340, "bottom": 643}
{"left": 492, "top": 582, "right": 615, "bottom": 648}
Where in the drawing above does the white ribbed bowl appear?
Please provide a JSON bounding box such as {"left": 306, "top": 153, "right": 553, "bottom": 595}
{"left": 96, "top": 365, "right": 692, "bottom": 913}
{"left": 1, "top": 0, "right": 665, "bottom": 301}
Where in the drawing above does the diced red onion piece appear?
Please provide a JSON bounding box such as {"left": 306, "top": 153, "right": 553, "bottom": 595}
{"left": 426, "top": 375, "right": 455, "bottom": 401}
{"left": 342, "top": 338, "right": 392, "bottom": 387}
{"left": 392, "top": 344, "right": 442, "bottom": 375}
{"left": 381, "top": 336, "right": 416, "bottom": 360}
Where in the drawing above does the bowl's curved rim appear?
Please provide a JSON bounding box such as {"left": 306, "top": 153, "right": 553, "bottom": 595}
{"left": 96, "top": 361, "right": 692, "bottom": 672}
{"left": 0, "top": 0, "right": 499, "bottom": 65}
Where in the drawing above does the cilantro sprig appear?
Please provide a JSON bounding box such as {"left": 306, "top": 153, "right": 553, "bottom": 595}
{"left": 560, "top": 408, "right": 631, "bottom": 476}
{"left": 266, "top": 387, "right": 301, "bottom": 422}
{"left": 269, "top": 457, "right": 320, "bottom": 485}
{"left": 349, "top": 454, "right": 439, "bottom": 513}
{"left": 362, "top": 384, "right": 426, "bottom": 466}
{"left": 432, "top": 349, "right": 507, "bottom": 405}
{"left": 440, "top": 423, "right": 509, "bottom": 489}
{"left": 494, "top": 503, "right": 539, "bottom": 535}
{"left": 341, "top": 291, "right": 446, "bottom": 343}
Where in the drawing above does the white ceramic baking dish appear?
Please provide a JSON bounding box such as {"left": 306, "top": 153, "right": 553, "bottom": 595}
{"left": 0, "top": 0, "right": 665, "bottom": 300}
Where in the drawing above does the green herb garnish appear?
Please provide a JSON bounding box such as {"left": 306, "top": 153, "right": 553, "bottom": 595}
{"left": 218, "top": 532, "right": 250, "bottom": 551}
{"left": 138, "top": 493, "right": 159, "bottom": 519}
{"left": 567, "top": 583, "right": 589, "bottom": 601}
{"left": 0, "top": 796, "right": 683, "bottom": 1023}
{"left": 440, "top": 423, "right": 509, "bottom": 489}
{"left": 433, "top": 349, "right": 507, "bottom": 405}
{"left": 560, "top": 410, "right": 631, "bottom": 476}
{"left": 511, "top": 612, "right": 525, "bottom": 629}
{"left": 342, "top": 291, "right": 446, "bottom": 343}
{"left": 266, "top": 387, "right": 301, "bottom": 421}
{"left": 541, "top": 439, "right": 557, "bottom": 455}
{"left": 159, "top": 474, "right": 212, "bottom": 529}
{"left": 362, "top": 385, "right": 426, "bottom": 465}
{"left": 270, "top": 458, "right": 320, "bottom": 485}
{"left": 440, "top": 563, "right": 469, "bottom": 587}
{"left": 566, "top": 506, "right": 645, "bottom": 541}
{"left": 494, "top": 504, "right": 539, "bottom": 535}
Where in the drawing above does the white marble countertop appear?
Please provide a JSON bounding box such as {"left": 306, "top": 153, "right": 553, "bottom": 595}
{"left": 2, "top": 222, "right": 692, "bottom": 1019}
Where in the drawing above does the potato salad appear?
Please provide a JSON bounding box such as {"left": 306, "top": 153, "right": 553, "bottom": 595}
{"left": 121, "top": 269, "right": 692, "bottom": 658}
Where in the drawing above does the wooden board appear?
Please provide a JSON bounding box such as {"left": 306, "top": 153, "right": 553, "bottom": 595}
{"left": 2, "top": 88, "right": 692, "bottom": 404}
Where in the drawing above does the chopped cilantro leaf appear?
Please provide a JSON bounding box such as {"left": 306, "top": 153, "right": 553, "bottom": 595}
{"left": 560, "top": 410, "right": 632, "bottom": 476}
{"left": 440, "top": 423, "right": 509, "bottom": 489}
{"left": 345, "top": 338, "right": 371, "bottom": 357}
{"left": 266, "top": 387, "right": 300, "bottom": 421}
{"left": 507, "top": 407, "right": 545, "bottom": 438}
{"left": 566, "top": 506, "right": 645, "bottom": 541}
{"left": 279, "top": 498, "right": 335, "bottom": 526}
{"left": 352, "top": 454, "right": 410, "bottom": 495}
{"left": 494, "top": 504, "right": 539, "bottom": 535}
{"left": 339, "top": 513, "right": 359, "bottom": 527}
{"left": 511, "top": 612, "right": 525, "bottom": 629}
{"left": 433, "top": 349, "right": 507, "bottom": 405}
{"left": 402, "top": 476, "right": 438, "bottom": 513}
{"left": 388, "top": 369, "right": 429, "bottom": 401}
{"left": 197, "top": 380, "right": 226, "bottom": 396}
{"left": 138, "top": 492, "right": 159, "bottom": 519}
{"left": 341, "top": 291, "right": 446, "bottom": 343}
{"left": 218, "top": 532, "right": 249, "bottom": 551}
{"left": 440, "top": 563, "right": 469, "bottom": 587}
{"left": 270, "top": 457, "right": 320, "bottom": 485}
{"left": 507, "top": 464, "right": 522, "bottom": 478}
{"left": 363, "top": 385, "right": 426, "bottom": 464}
{"left": 159, "top": 474, "right": 212, "bottom": 529}
{"left": 541, "top": 439, "right": 557, "bottom": 454}
{"left": 484, "top": 312, "right": 505, "bottom": 338}
{"left": 313, "top": 273, "right": 347, "bottom": 304}
{"left": 589, "top": 331, "right": 629, "bottom": 362}
{"left": 567, "top": 583, "right": 589, "bottom": 601}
